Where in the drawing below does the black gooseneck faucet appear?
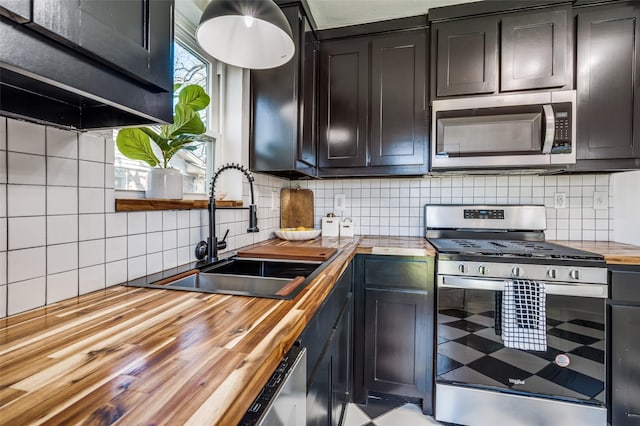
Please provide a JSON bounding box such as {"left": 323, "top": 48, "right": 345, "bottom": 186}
{"left": 195, "top": 163, "right": 259, "bottom": 263}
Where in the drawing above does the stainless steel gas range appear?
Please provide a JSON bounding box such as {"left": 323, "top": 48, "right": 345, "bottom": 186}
{"left": 425, "top": 205, "right": 608, "bottom": 426}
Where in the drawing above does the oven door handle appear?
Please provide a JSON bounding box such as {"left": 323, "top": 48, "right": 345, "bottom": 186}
{"left": 440, "top": 275, "right": 608, "bottom": 298}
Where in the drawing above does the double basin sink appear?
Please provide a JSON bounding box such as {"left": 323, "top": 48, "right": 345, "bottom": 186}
{"left": 128, "top": 254, "right": 338, "bottom": 300}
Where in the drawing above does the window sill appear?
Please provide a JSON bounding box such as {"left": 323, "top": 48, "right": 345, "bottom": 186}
{"left": 115, "top": 199, "right": 244, "bottom": 211}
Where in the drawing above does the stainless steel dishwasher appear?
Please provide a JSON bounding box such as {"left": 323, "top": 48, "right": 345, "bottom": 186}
{"left": 238, "top": 345, "right": 307, "bottom": 426}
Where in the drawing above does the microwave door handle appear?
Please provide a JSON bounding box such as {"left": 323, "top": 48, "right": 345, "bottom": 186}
{"left": 542, "top": 104, "right": 555, "bottom": 154}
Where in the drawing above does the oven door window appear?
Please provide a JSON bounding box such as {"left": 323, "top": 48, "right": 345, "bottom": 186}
{"left": 437, "top": 288, "right": 605, "bottom": 405}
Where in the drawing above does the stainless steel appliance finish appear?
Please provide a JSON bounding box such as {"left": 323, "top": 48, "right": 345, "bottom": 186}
{"left": 240, "top": 346, "right": 307, "bottom": 426}
{"left": 431, "top": 90, "right": 576, "bottom": 170}
{"left": 436, "top": 383, "right": 606, "bottom": 426}
{"left": 428, "top": 205, "right": 608, "bottom": 426}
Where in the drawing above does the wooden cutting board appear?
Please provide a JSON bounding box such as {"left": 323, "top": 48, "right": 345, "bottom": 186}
{"left": 281, "top": 188, "right": 314, "bottom": 229}
{"left": 236, "top": 246, "right": 337, "bottom": 262}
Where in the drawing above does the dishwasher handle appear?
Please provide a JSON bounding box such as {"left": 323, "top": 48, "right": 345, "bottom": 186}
{"left": 439, "top": 275, "right": 608, "bottom": 299}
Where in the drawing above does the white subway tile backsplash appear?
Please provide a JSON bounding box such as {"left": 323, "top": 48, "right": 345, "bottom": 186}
{"left": 0, "top": 252, "right": 5, "bottom": 285}
{"left": 163, "top": 249, "right": 177, "bottom": 270}
{"left": 0, "top": 117, "right": 6, "bottom": 150}
{"left": 47, "top": 215, "right": 78, "bottom": 245}
{"left": 7, "top": 119, "right": 45, "bottom": 155}
{"left": 8, "top": 216, "right": 46, "bottom": 250}
{"left": 9, "top": 247, "right": 46, "bottom": 283}
{"left": 105, "top": 188, "right": 115, "bottom": 213}
{"left": 47, "top": 186, "right": 78, "bottom": 215}
{"left": 46, "top": 127, "right": 78, "bottom": 159}
{"left": 8, "top": 277, "right": 46, "bottom": 315}
{"left": 105, "top": 213, "right": 127, "bottom": 237}
{"left": 79, "top": 160, "right": 105, "bottom": 188}
{"left": 177, "top": 211, "right": 190, "bottom": 229}
{"left": 162, "top": 230, "right": 177, "bottom": 250}
{"left": 162, "top": 211, "right": 177, "bottom": 230}
{"left": 78, "top": 133, "right": 105, "bottom": 162}
{"left": 78, "top": 188, "right": 104, "bottom": 214}
{"left": 128, "top": 234, "right": 146, "bottom": 258}
{"left": 106, "top": 236, "right": 127, "bottom": 262}
{"left": 127, "top": 256, "right": 146, "bottom": 280}
{"left": 127, "top": 212, "right": 146, "bottom": 234}
{"left": 47, "top": 157, "right": 78, "bottom": 187}
{"left": 47, "top": 270, "right": 78, "bottom": 304}
{"left": 104, "top": 164, "right": 115, "bottom": 189}
{"left": 79, "top": 214, "right": 105, "bottom": 241}
{"left": 0, "top": 153, "right": 6, "bottom": 185}
{"left": 0, "top": 285, "right": 6, "bottom": 317}
{"left": 79, "top": 239, "right": 105, "bottom": 268}
{"left": 79, "top": 264, "right": 105, "bottom": 295}
{"left": 106, "top": 260, "right": 127, "bottom": 287}
{"left": 147, "top": 211, "right": 162, "bottom": 232}
{"left": 47, "top": 243, "right": 78, "bottom": 275}
{"left": 146, "top": 232, "right": 163, "bottom": 254}
{"left": 147, "top": 252, "right": 163, "bottom": 274}
{"left": 8, "top": 152, "right": 46, "bottom": 185}
{"left": 0, "top": 218, "right": 6, "bottom": 252}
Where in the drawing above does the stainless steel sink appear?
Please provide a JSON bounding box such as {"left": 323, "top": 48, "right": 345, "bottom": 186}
{"left": 129, "top": 254, "right": 338, "bottom": 300}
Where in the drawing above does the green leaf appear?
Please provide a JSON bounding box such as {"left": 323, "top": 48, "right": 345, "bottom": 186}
{"left": 178, "top": 85, "right": 210, "bottom": 111}
{"left": 173, "top": 83, "right": 183, "bottom": 92}
{"left": 165, "top": 104, "right": 195, "bottom": 137}
{"left": 116, "top": 128, "right": 160, "bottom": 167}
{"left": 139, "top": 127, "right": 170, "bottom": 152}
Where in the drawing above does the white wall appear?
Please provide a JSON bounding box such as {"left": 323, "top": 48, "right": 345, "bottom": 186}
{"left": 0, "top": 117, "right": 286, "bottom": 318}
{"left": 610, "top": 170, "right": 640, "bottom": 246}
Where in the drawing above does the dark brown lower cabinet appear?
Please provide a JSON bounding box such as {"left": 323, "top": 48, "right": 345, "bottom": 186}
{"left": 300, "top": 263, "right": 353, "bottom": 426}
{"left": 364, "top": 288, "right": 429, "bottom": 399}
{"left": 608, "top": 265, "right": 640, "bottom": 426}
{"left": 354, "top": 255, "right": 434, "bottom": 415}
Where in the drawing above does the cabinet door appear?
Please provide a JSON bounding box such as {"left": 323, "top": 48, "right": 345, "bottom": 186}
{"left": 364, "top": 288, "right": 428, "bottom": 398}
{"left": 332, "top": 296, "right": 352, "bottom": 426}
{"left": 307, "top": 336, "right": 334, "bottom": 426}
{"left": 299, "top": 16, "right": 318, "bottom": 168}
{"left": 610, "top": 304, "right": 640, "bottom": 425}
{"left": 501, "top": 7, "right": 571, "bottom": 91}
{"left": 370, "top": 30, "right": 427, "bottom": 168}
{"left": 29, "top": 0, "right": 173, "bottom": 91}
{"left": 576, "top": 4, "right": 640, "bottom": 160}
{"left": 434, "top": 16, "right": 498, "bottom": 96}
{"left": 0, "top": 0, "right": 31, "bottom": 23}
{"left": 318, "top": 38, "right": 369, "bottom": 168}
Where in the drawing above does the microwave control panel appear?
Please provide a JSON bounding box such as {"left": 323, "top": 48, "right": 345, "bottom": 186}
{"left": 551, "top": 103, "right": 573, "bottom": 154}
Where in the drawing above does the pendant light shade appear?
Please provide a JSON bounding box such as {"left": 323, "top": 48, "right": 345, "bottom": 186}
{"left": 196, "top": 0, "right": 295, "bottom": 69}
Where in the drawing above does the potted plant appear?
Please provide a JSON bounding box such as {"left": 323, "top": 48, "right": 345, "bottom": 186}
{"left": 116, "top": 84, "right": 211, "bottom": 199}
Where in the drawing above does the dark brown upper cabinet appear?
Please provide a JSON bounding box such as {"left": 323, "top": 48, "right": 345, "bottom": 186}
{"left": 574, "top": 2, "right": 640, "bottom": 169}
{"left": 370, "top": 31, "right": 428, "bottom": 168}
{"left": 501, "top": 8, "right": 571, "bottom": 91}
{"left": 29, "top": 0, "right": 172, "bottom": 91}
{"left": 318, "top": 37, "right": 370, "bottom": 170}
{"left": 250, "top": 4, "right": 318, "bottom": 178}
{"left": 0, "top": 0, "right": 173, "bottom": 129}
{"left": 433, "top": 16, "right": 498, "bottom": 97}
{"left": 432, "top": 5, "right": 572, "bottom": 98}
{"left": 318, "top": 25, "right": 428, "bottom": 177}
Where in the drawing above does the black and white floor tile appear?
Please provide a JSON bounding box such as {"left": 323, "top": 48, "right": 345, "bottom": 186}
{"left": 343, "top": 398, "right": 441, "bottom": 426}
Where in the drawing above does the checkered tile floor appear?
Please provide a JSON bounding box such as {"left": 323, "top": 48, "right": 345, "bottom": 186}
{"left": 437, "top": 291, "right": 606, "bottom": 403}
{"left": 343, "top": 398, "right": 441, "bottom": 426}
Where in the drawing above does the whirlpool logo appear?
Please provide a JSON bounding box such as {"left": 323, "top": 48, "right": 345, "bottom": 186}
{"left": 509, "top": 378, "right": 525, "bottom": 385}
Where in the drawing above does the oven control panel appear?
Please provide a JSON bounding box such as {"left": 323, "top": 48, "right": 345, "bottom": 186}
{"left": 437, "top": 260, "right": 608, "bottom": 285}
{"left": 463, "top": 209, "right": 505, "bottom": 220}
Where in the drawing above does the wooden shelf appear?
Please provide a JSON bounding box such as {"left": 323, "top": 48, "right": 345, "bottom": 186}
{"left": 115, "top": 199, "right": 245, "bottom": 211}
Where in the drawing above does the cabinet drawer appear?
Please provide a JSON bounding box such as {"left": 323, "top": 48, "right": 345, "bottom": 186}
{"left": 362, "top": 256, "right": 429, "bottom": 290}
{"left": 610, "top": 265, "right": 640, "bottom": 302}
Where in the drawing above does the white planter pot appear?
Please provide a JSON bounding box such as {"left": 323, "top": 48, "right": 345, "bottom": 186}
{"left": 146, "top": 168, "right": 183, "bottom": 200}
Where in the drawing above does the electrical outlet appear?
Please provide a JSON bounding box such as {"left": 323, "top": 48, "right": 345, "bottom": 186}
{"left": 554, "top": 192, "right": 567, "bottom": 209}
{"left": 334, "top": 193, "right": 346, "bottom": 211}
{"left": 593, "top": 191, "right": 608, "bottom": 210}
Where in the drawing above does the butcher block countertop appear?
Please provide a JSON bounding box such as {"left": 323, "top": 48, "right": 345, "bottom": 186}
{"left": 551, "top": 240, "right": 640, "bottom": 265}
{"left": 0, "top": 236, "right": 435, "bottom": 425}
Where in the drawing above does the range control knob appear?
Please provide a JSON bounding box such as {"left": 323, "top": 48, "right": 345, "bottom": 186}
{"left": 547, "top": 269, "right": 557, "bottom": 279}
{"left": 458, "top": 264, "right": 467, "bottom": 273}
{"left": 569, "top": 269, "right": 580, "bottom": 280}
{"left": 478, "top": 265, "right": 487, "bottom": 275}
{"left": 512, "top": 266, "right": 522, "bottom": 277}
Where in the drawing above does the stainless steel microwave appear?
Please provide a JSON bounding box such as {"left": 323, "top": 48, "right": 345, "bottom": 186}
{"left": 431, "top": 91, "right": 576, "bottom": 170}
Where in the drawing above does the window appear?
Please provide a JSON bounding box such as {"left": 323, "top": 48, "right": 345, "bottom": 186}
{"left": 114, "top": 36, "right": 218, "bottom": 195}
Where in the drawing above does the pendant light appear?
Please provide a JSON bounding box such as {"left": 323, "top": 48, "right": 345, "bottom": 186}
{"left": 196, "top": 0, "right": 295, "bottom": 69}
